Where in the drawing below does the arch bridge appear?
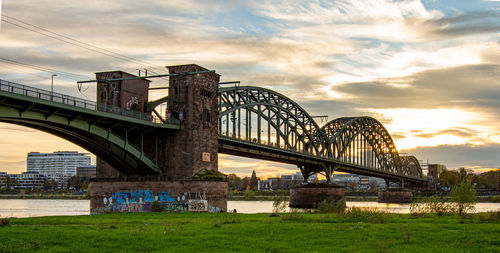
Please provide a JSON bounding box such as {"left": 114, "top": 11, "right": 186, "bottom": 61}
{"left": 218, "top": 86, "right": 424, "bottom": 185}
{"left": 0, "top": 79, "right": 424, "bottom": 185}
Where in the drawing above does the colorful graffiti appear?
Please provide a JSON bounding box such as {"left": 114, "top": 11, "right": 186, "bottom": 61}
{"left": 92, "top": 189, "right": 223, "bottom": 214}
{"left": 188, "top": 200, "right": 208, "bottom": 212}
{"left": 110, "top": 189, "right": 168, "bottom": 205}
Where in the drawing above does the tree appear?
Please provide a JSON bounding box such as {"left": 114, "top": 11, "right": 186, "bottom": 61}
{"left": 478, "top": 170, "right": 500, "bottom": 190}
{"left": 43, "top": 179, "right": 58, "bottom": 190}
{"left": 227, "top": 174, "right": 242, "bottom": 190}
{"left": 347, "top": 181, "right": 357, "bottom": 191}
{"left": 439, "top": 169, "right": 461, "bottom": 188}
{"left": 5, "top": 176, "right": 19, "bottom": 189}
{"left": 239, "top": 177, "right": 250, "bottom": 191}
{"left": 369, "top": 180, "right": 379, "bottom": 191}
{"left": 67, "top": 176, "right": 85, "bottom": 191}
{"left": 250, "top": 170, "right": 258, "bottom": 191}
{"left": 450, "top": 180, "right": 477, "bottom": 216}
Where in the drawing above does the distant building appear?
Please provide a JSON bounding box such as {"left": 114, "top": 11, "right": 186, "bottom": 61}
{"left": 257, "top": 172, "right": 311, "bottom": 190}
{"left": 427, "top": 164, "right": 446, "bottom": 191}
{"left": 27, "top": 151, "right": 91, "bottom": 189}
{"left": 76, "top": 165, "right": 97, "bottom": 178}
{"left": 0, "top": 172, "right": 47, "bottom": 190}
{"left": 333, "top": 174, "right": 386, "bottom": 190}
{"left": 359, "top": 176, "right": 370, "bottom": 190}
{"left": 257, "top": 179, "right": 270, "bottom": 191}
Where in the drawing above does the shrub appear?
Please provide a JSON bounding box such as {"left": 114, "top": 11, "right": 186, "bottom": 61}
{"left": 490, "top": 196, "right": 500, "bottom": 203}
{"left": 317, "top": 199, "right": 346, "bottom": 214}
{"left": 450, "top": 180, "right": 477, "bottom": 216}
{"left": 244, "top": 190, "right": 255, "bottom": 200}
{"left": 0, "top": 218, "right": 10, "bottom": 227}
{"left": 410, "top": 196, "right": 456, "bottom": 216}
{"left": 272, "top": 196, "right": 288, "bottom": 214}
{"left": 192, "top": 169, "right": 227, "bottom": 181}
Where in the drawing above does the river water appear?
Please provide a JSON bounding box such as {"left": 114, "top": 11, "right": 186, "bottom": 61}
{"left": 0, "top": 199, "right": 499, "bottom": 218}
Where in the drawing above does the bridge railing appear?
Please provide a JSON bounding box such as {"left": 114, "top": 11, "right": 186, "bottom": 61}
{"left": 0, "top": 79, "right": 179, "bottom": 124}
{"left": 0, "top": 79, "right": 96, "bottom": 110}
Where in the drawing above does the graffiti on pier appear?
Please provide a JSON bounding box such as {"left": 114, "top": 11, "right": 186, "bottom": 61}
{"left": 188, "top": 200, "right": 208, "bottom": 212}
{"left": 92, "top": 189, "right": 223, "bottom": 214}
{"left": 110, "top": 189, "right": 170, "bottom": 205}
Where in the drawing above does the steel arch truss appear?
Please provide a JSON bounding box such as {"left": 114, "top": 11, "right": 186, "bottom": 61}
{"left": 219, "top": 87, "right": 424, "bottom": 182}
{"left": 400, "top": 155, "right": 423, "bottom": 178}
{"left": 321, "top": 117, "right": 402, "bottom": 174}
{"left": 219, "top": 86, "right": 329, "bottom": 157}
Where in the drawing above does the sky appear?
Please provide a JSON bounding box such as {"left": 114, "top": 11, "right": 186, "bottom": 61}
{"left": 0, "top": 0, "right": 499, "bottom": 177}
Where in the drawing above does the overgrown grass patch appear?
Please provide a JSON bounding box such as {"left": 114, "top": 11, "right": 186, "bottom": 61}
{"left": 0, "top": 212, "right": 499, "bottom": 252}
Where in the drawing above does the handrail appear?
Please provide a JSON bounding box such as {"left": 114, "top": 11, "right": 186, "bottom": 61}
{"left": 0, "top": 79, "right": 179, "bottom": 125}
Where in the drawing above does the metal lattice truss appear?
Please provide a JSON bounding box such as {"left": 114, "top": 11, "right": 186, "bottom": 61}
{"left": 219, "top": 86, "right": 423, "bottom": 182}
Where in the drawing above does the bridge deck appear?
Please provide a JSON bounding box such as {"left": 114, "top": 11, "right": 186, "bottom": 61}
{"left": 0, "top": 79, "right": 180, "bottom": 129}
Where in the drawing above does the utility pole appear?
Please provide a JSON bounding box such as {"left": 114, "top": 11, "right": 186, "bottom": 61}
{"left": 51, "top": 74, "right": 57, "bottom": 100}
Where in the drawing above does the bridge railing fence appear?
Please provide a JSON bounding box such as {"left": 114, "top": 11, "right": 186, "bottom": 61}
{"left": 0, "top": 79, "right": 97, "bottom": 110}
{"left": 0, "top": 79, "right": 180, "bottom": 125}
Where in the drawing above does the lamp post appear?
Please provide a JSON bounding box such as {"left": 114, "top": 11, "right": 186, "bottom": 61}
{"left": 51, "top": 74, "right": 57, "bottom": 100}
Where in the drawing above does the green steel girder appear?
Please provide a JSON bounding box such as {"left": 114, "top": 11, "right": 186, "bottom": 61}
{"left": 0, "top": 105, "right": 160, "bottom": 175}
{"left": 146, "top": 95, "right": 169, "bottom": 112}
{"left": 0, "top": 89, "right": 180, "bottom": 130}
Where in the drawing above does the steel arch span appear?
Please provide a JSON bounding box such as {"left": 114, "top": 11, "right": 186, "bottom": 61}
{"left": 218, "top": 86, "right": 424, "bottom": 184}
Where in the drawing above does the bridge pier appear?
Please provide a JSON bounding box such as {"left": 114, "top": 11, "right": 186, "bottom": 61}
{"left": 289, "top": 184, "right": 345, "bottom": 208}
{"left": 90, "top": 179, "right": 227, "bottom": 213}
{"left": 91, "top": 64, "right": 227, "bottom": 213}
{"left": 378, "top": 179, "right": 413, "bottom": 203}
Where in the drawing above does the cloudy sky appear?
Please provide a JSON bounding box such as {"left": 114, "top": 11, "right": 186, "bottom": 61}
{"left": 0, "top": 0, "right": 499, "bottom": 177}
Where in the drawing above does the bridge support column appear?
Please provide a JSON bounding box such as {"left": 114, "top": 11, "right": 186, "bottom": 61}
{"left": 289, "top": 184, "right": 345, "bottom": 208}
{"left": 378, "top": 190, "right": 413, "bottom": 203}
{"left": 298, "top": 165, "right": 314, "bottom": 183}
{"left": 378, "top": 179, "right": 413, "bottom": 203}
{"left": 90, "top": 64, "right": 227, "bottom": 213}
{"left": 324, "top": 164, "right": 335, "bottom": 183}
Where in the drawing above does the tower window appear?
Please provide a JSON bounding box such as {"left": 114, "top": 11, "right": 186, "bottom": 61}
{"left": 201, "top": 109, "right": 211, "bottom": 122}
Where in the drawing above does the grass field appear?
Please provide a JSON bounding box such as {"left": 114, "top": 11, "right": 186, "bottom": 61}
{"left": 0, "top": 211, "right": 499, "bottom": 252}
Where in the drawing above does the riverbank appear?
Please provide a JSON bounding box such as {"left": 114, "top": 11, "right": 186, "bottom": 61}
{"left": 0, "top": 212, "right": 499, "bottom": 252}
{"left": 0, "top": 194, "right": 87, "bottom": 200}
{"left": 1, "top": 194, "right": 498, "bottom": 202}
{"left": 228, "top": 195, "right": 500, "bottom": 202}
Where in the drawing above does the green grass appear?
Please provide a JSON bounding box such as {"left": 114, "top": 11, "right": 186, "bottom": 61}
{"left": 0, "top": 212, "right": 499, "bottom": 252}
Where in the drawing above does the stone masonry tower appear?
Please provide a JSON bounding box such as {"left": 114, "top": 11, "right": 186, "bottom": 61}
{"left": 163, "top": 64, "right": 220, "bottom": 179}
{"left": 95, "top": 71, "right": 150, "bottom": 177}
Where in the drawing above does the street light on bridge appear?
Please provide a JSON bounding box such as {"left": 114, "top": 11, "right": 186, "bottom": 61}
{"left": 51, "top": 74, "right": 57, "bottom": 100}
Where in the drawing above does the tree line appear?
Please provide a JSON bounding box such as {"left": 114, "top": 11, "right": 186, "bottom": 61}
{"left": 439, "top": 168, "right": 500, "bottom": 190}
{"left": 227, "top": 170, "right": 259, "bottom": 191}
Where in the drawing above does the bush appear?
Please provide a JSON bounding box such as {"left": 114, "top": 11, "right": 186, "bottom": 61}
{"left": 0, "top": 218, "right": 10, "bottom": 227}
{"left": 272, "top": 196, "right": 288, "bottom": 214}
{"left": 490, "top": 196, "right": 500, "bottom": 203}
{"left": 410, "top": 196, "right": 456, "bottom": 216}
{"left": 317, "top": 199, "right": 346, "bottom": 214}
{"left": 450, "top": 180, "right": 477, "bottom": 216}
{"left": 151, "top": 201, "right": 164, "bottom": 212}
{"left": 243, "top": 190, "right": 255, "bottom": 200}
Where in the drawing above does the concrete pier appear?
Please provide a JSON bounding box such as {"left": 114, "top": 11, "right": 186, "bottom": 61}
{"left": 289, "top": 184, "right": 345, "bottom": 208}
{"left": 378, "top": 189, "right": 413, "bottom": 203}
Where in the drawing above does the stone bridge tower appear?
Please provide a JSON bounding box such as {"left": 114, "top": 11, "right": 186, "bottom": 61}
{"left": 161, "top": 64, "right": 220, "bottom": 179}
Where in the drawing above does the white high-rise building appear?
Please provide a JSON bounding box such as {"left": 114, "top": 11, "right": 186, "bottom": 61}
{"left": 27, "top": 151, "right": 91, "bottom": 189}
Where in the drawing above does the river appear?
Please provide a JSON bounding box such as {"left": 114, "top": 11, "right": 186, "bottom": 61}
{"left": 0, "top": 199, "right": 499, "bottom": 218}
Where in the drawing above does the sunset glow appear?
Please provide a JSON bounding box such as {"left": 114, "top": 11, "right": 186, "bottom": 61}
{"left": 0, "top": 0, "right": 499, "bottom": 176}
